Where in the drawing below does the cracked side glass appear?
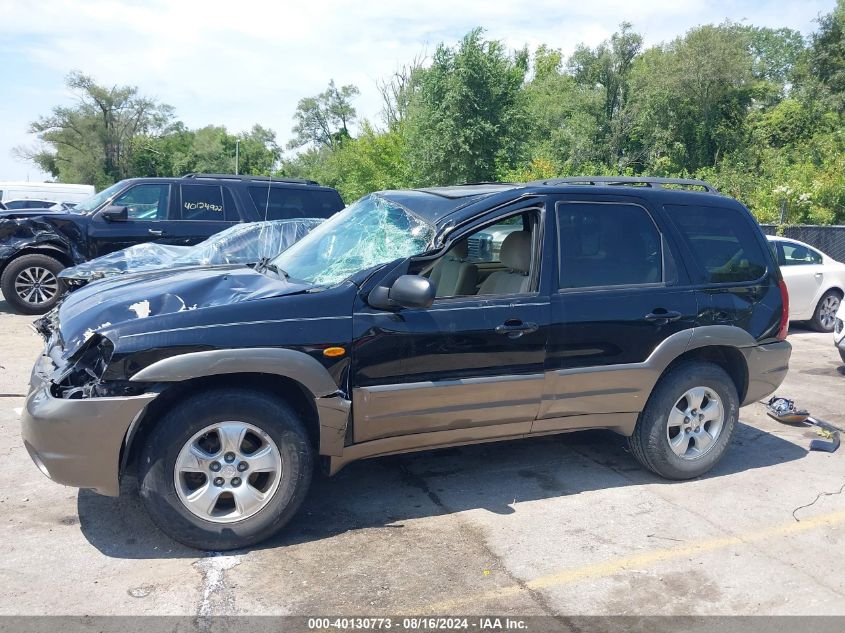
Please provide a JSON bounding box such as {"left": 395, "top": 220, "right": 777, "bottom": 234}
{"left": 271, "top": 194, "right": 434, "bottom": 287}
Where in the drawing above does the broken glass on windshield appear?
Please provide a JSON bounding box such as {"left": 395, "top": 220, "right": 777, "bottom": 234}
{"left": 271, "top": 194, "right": 434, "bottom": 286}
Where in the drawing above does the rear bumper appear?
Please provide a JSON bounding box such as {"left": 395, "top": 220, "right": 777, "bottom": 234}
{"left": 740, "top": 340, "right": 792, "bottom": 406}
{"left": 21, "top": 354, "right": 156, "bottom": 496}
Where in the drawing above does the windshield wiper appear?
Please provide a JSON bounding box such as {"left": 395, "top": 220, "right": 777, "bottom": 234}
{"left": 255, "top": 256, "right": 289, "bottom": 278}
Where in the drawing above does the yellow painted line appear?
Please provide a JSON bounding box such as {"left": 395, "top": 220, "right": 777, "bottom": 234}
{"left": 433, "top": 509, "right": 845, "bottom": 609}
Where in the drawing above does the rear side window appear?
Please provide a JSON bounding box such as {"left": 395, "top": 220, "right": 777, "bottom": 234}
{"left": 664, "top": 204, "right": 767, "bottom": 283}
{"left": 557, "top": 202, "right": 663, "bottom": 289}
{"left": 249, "top": 187, "right": 343, "bottom": 220}
{"left": 179, "top": 184, "right": 231, "bottom": 221}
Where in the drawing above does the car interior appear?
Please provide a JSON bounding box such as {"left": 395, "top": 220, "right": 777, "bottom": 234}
{"left": 421, "top": 211, "right": 537, "bottom": 298}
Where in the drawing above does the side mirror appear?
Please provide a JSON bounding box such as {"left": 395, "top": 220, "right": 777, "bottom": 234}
{"left": 101, "top": 205, "right": 128, "bottom": 221}
{"left": 369, "top": 275, "right": 435, "bottom": 310}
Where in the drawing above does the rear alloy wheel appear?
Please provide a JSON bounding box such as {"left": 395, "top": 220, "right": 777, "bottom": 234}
{"left": 0, "top": 253, "right": 65, "bottom": 314}
{"left": 629, "top": 361, "right": 738, "bottom": 480}
{"left": 811, "top": 291, "right": 841, "bottom": 333}
{"left": 666, "top": 387, "right": 725, "bottom": 460}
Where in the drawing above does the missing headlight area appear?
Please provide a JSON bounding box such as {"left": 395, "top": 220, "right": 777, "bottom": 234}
{"left": 49, "top": 334, "right": 115, "bottom": 399}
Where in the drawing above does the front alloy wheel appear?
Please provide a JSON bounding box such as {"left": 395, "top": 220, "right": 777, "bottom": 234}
{"left": 174, "top": 422, "right": 283, "bottom": 523}
{"left": 138, "top": 388, "right": 313, "bottom": 550}
{"left": 14, "top": 266, "right": 59, "bottom": 308}
{"left": 0, "top": 253, "right": 65, "bottom": 314}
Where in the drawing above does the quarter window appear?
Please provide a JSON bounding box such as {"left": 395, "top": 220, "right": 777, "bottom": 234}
{"left": 112, "top": 184, "right": 170, "bottom": 220}
{"left": 557, "top": 202, "right": 662, "bottom": 289}
{"left": 664, "top": 204, "right": 767, "bottom": 283}
{"left": 248, "top": 186, "right": 344, "bottom": 220}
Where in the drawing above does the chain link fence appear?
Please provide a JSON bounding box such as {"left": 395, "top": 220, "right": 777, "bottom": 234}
{"left": 759, "top": 224, "right": 845, "bottom": 262}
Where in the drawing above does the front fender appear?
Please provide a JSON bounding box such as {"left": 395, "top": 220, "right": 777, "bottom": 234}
{"left": 129, "top": 347, "right": 340, "bottom": 397}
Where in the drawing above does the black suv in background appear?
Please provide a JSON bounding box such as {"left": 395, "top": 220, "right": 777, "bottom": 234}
{"left": 22, "top": 177, "right": 791, "bottom": 549}
{"left": 0, "top": 173, "right": 344, "bottom": 313}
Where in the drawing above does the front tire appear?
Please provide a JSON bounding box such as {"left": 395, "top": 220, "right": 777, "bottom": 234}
{"left": 0, "top": 253, "right": 65, "bottom": 314}
{"left": 138, "top": 388, "right": 313, "bottom": 550}
{"left": 629, "top": 361, "right": 739, "bottom": 480}
{"left": 810, "top": 290, "right": 841, "bottom": 333}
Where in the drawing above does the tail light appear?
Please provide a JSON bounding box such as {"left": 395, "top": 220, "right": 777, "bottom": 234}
{"left": 777, "top": 279, "right": 790, "bottom": 341}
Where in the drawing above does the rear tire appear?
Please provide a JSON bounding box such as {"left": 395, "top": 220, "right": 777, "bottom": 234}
{"left": 810, "top": 290, "right": 841, "bottom": 333}
{"left": 138, "top": 388, "right": 313, "bottom": 550}
{"left": 629, "top": 361, "right": 739, "bottom": 480}
{"left": 0, "top": 253, "right": 65, "bottom": 314}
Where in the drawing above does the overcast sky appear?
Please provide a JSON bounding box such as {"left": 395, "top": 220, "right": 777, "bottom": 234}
{"left": 0, "top": 0, "right": 835, "bottom": 183}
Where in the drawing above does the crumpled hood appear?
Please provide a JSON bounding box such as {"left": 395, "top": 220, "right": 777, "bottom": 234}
{"left": 52, "top": 265, "right": 309, "bottom": 357}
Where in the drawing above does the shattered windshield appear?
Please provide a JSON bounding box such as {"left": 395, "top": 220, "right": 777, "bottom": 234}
{"left": 271, "top": 194, "right": 434, "bottom": 286}
{"left": 73, "top": 181, "right": 125, "bottom": 213}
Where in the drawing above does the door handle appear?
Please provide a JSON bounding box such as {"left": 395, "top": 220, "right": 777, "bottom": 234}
{"left": 815, "top": 272, "right": 823, "bottom": 279}
{"left": 148, "top": 228, "right": 164, "bottom": 237}
{"left": 495, "top": 320, "right": 539, "bottom": 338}
{"left": 644, "top": 309, "right": 682, "bottom": 324}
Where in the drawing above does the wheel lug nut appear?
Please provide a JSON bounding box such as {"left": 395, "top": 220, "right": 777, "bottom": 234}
{"left": 231, "top": 477, "right": 241, "bottom": 487}
{"left": 224, "top": 452, "right": 236, "bottom": 463}
{"left": 213, "top": 477, "right": 224, "bottom": 487}
{"left": 209, "top": 461, "right": 221, "bottom": 472}
{"left": 237, "top": 461, "right": 248, "bottom": 472}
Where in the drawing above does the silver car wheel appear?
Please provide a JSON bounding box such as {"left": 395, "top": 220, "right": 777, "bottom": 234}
{"left": 174, "top": 421, "right": 283, "bottom": 524}
{"left": 14, "top": 266, "right": 59, "bottom": 306}
{"left": 818, "top": 295, "right": 840, "bottom": 331}
{"left": 666, "top": 387, "right": 725, "bottom": 460}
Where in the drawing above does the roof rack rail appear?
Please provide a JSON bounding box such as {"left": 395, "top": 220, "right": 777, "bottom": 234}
{"left": 534, "top": 176, "right": 719, "bottom": 193}
{"left": 182, "top": 173, "right": 320, "bottom": 186}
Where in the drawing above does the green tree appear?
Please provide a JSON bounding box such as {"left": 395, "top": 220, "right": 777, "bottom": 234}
{"left": 630, "top": 24, "right": 755, "bottom": 172}
{"left": 568, "top": 23, "right": 643, "bottom": 168}
{"left": 23, "top": 71, "right": 174, "bottom": 187}
{"left": 288, "top": 80, "right": 360, "bottom": 150}
{"left": 404, "top": 28, "right": 529, "bottom": 185}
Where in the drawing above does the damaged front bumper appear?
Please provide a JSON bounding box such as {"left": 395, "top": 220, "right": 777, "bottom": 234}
{"left": 21, "top": 352, "right": 157, "bottom": 496}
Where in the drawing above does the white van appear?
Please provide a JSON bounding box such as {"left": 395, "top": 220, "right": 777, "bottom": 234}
{"left": 0, "top": 182, "right": 95, "bottom": 209}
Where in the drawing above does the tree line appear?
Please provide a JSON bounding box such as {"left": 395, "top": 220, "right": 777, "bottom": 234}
{"left": 20, "top": 1, "right": 845, "bottom": 224}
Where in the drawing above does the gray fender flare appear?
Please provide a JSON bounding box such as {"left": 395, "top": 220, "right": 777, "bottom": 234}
{"left": 129, "top": 347, "right": 340, "bottom": 396}
{"left": 128, "top": 348, "right": 351, "bottom": 457}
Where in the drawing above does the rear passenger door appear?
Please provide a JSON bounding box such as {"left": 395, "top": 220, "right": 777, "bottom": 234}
{"left": 164, "top": 183, "right": 240, "bottom": 245}
{"left": 538, "top": 197, "right": 699, "bottom": 427}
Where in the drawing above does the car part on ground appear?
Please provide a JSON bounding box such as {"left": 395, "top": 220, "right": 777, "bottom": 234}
{"left": 59, "top": 218, "right": 323, "bottom": 290}
{"left": 766, "top": 396, "right": 841, "bottom": 452}
{"left": 0, "top": 175, "right": 343, "bottom": 314}
{"left": 21, "top": 177, "right": 792, "bottom": 549}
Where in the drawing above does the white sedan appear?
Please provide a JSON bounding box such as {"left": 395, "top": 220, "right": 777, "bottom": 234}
{"left": 767, "top": 236, "right": 845, "bottom": 332}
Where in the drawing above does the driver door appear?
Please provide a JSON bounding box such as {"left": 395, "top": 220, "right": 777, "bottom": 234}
{"left": 87, "top": 183, "right": 175, "bottom": 257}
{"left": 349, "top": 208, "right": 552, "bottom": 445}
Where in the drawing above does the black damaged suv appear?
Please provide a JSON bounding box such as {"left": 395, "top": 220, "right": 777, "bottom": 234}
{"left": 22, "top": 177, "right": 791, "bottom": 550}
{"left": 0, "top": 173, "right": 344, "bottom": 314}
